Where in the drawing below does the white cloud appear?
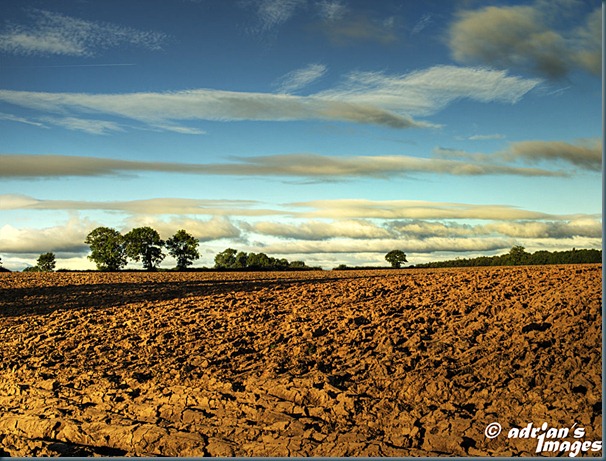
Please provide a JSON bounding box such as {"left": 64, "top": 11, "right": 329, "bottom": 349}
{"left": 274, "top": 63, "right": 327, "bottom": 94}
{"left": 0, "top": 195, "right": 281, "bottom": 217}
{"left": 0, "top": 9, "right": 167, "bottom": 57}
{"left": 124, "top": 216, "right": 241, "bottom": 242}
{"left": 290, "top": 199, "right": 566, "bottom": 220}
{"left": 0, "top": 215, "right": 94, "bottom": 254}
{"left": 250, "top": 219, "right": 393, "bottom": 240}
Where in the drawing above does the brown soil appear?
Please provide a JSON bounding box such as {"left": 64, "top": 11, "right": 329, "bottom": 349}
{"left": 0, "top": 265, "right": 601, "bottom": 456}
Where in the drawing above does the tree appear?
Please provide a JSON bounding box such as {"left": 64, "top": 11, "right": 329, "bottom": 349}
{"left": 234, "top": 251, "right": 249, "bottom": 268}
{"left": 165, "top": 229, "right": 200, "bottom": 270}
{"left": 215, "top": 248, "right": 237, "bottom": 269}
{"left": 36, "top": 252, "right": 56, "bottom": 272}
{"left": 507, "top": 245, "right": 528, "bottom": 265}
{"left": 246, "top": 252, "right": 271, "bottom": 269}
{"left": 385, "top": 250, "right": 407, "bottom": 268}
{"left": 85, "top": 227, "right": 127, "bottom": 271}
{"left": 125, "top": 227, "right": 165, "bottom": 271}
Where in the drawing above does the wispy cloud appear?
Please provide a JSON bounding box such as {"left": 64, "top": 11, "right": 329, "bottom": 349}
{"left": 411, "top": 13, "right": 433, "bottom": 35}
{"left": 274, "top": 63, "right": 327, "bottom": 94}
{"left": 0, "top": 86, "right": 431, "bottom": 131}
{"left": 0, "top": 152, "right": 563, "bottom": 181}
{"left": 40, "top": 116, "right": 125, "bottom": 135}
{"left": 0, "top": 112, "right": 47, "bottom": 128}
{"left": 448, "top": 3, "right": 601, "bottom": 78}
{"left": 317, "top": 66, "right": 541, "bottom": 117}
{"left": 247, "top": 0, "right": 306, "bottom": 34}
{"left": 467, "top": 133, "right": 506, "bottom": 141}
{"left": 316, "top": 0, "right": 348, "bottom": 22}
{"left": 0, "top": 65, "right": 540, "bottom": 133}
{"left": 0, "top": 9, "right": 167, "bottom": 57}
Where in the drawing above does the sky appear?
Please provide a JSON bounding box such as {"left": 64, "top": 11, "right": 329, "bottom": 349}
{"left": 0, "top": 0, "right": 602, "bottom": 270}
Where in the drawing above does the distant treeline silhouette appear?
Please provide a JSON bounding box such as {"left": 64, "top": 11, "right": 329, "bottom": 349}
{"left": 213, "top": 248, "right": 320, "bottom": 271}
{"left": 413, "top": 246, "right": 602, "bottom": 268}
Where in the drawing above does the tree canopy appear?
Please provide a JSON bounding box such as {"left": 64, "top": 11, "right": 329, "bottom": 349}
{"left": 124, "top": 227, "right": 165, "bottom": 271}
{"left": 385, "top": 250, "right": 408, "bottom": 268}
{"left": 214, "top": 248, "right": 313, "bottom": 270}
{"left": 165, "top": 229, "right": 200, "bottom": 269}
{"left": 36, "top": 252, "right": 56, "bottom": 272}
{"left": 85, "top": 227, "right": 127, "bottom": 271}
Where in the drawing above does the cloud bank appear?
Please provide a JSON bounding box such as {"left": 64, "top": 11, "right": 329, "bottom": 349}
{"left": 1, "top": 195, "right": 599, "bottom": 265}
{"left": 0, "top": 151, "right": 564, "bottom": 181}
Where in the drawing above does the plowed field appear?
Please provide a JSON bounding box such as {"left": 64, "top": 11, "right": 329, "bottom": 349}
{"left": 0, "top": 265, "right": 601, "bottom": 456}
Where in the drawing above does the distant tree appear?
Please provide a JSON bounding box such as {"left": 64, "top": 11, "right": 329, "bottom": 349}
{"left": 385, "top": 250, "right": 408, "bottom": 268}
{"left": 215, "top": 248, "right": 237, "bottom": 269}
{"left": 234, "top": 251, "right": 249, "bottom": 268}
{"left": 36, "top": 252, "right": 56, "bottom": 272}
{"left": 247, "top": 252, "right": 271, "bottom": 269}
{"left": 85, "top": 227, "right": 127, "bottom": 271}
{"left": 507, "top": 245, "right": 528, "bottom": 265}
{"left": 290, "top": 260, "right": 308, "bottom": 269}
{"left": 125, "top": 227, "right": 165, "bottom": 271}
{"left": 165, "top": 229, "right": 200, "bottom": 270}
{"left": 23, "top": 266, "right": 40, "bottom": 272}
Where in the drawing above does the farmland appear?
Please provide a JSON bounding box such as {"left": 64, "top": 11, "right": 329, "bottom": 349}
{"left": 0, "top": 265, "right": 601, "bottom": 456}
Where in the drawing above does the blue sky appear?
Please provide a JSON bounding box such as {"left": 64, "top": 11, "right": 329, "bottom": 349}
{"left": 0, "top": 0, "right": 602, "bottom": 270}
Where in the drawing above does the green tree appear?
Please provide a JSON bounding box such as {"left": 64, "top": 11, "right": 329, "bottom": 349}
{"left": 165, "top": 229, "right": 200, "bottom": 270}
{"left": 36, "top": 252, "right": 56, "bottom": 272}
{"left": 385, "top": 250, "right": 408, "bottom": 268}
{"left": 85, "top": 227, "right": 127, "bottom": 271}
{"left": 234, "top": 251, "right": 249, "bottom": 268}
{"left": 507, "top": 245, "right": 528, "bottom": 265}
{"left": 125, "top": 227, "right": 165, "bottom": 271}
{"left": 289, "top": 260, "right": 308, "bottom": 269}
{"left": 247, "top": 252, "right": 271, "bottom": 269}
{"left": 215, "top": 248, "right": 237, "bottom": 268}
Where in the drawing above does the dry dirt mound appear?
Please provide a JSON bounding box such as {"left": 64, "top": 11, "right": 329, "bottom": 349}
{"left": 0, "top": 265, "right": 601, "bottom": 456}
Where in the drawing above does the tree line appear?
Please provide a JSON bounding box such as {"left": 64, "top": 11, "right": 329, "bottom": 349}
{"left": 84, "top": 226, "right": 200, "bottom": 271}
{"left": 1, "top": 226, "right": 317, "bottom": 272}
{"left": 413, "top": 246, "right": 602, "bottom": 268}
{"left": 213, "top": 248, "right": 318, "bottom": 271}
